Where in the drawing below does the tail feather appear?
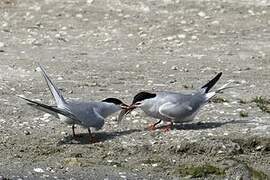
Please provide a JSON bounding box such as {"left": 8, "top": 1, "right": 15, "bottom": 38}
{"left": 204, "top": 80, "right": 236, "bottom": 101}
{"left": 215, "top": 80, "right": 235, "bottom": 93}
{"left": 18, "top": 96, "right": 78, "bottom": 122}
{"left": 200, "top": 72, "right": 222, "bottom": 93}
{"left": 38, "top": 64, "right": 66, "bottom": 108}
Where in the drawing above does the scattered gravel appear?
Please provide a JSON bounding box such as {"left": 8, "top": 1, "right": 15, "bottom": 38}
{"left": 0, "top": 0, "right": 269, "bottom": 179}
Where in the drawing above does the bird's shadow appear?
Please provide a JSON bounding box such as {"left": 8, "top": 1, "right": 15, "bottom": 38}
{"left": 57, "top": 128, "right": 142, "bottom": 145}
{"left": 57, "top": 120, "right": 254, "bottom": 145}
{"left": 156, "top": 119, "right": 252, "bottom": 131}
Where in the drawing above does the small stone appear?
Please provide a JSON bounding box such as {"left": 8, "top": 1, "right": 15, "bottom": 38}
{"left": 64, "top": 158, "right": 82, "bottom": 166}
{"left": 61, "top": 131, "right": 68, "bottom": 135}
{"left": 180, "top": 20, "right": 186, "bottom": 24}
{"left": 120, "top": 175, "right": 127, "bottom": 179}
{"left": 46, "top": 167, "right": 54, "bottom": 172}
{"left": 55, "top": 34, "right": 61, "bottom": 38}
{"left": 132, "top": 120, "right": 139, "bottom": 123}
{"left": 211, "top": 20, "right": 220, "bottom": 25}
{"left": 131, "top": 111, "right": 139, "bottom": 117}
{"left": 111, "top": 116, "right": 117, "bottom": 121}
{"left": 167, "top": 36, "right": 175, "bottom": 41}
{"left": 240, "top": 80, "right": 246, "bottom": 84}
{"left": 127, "top": 33, "right": 133, "bottom": 37}
{"left": 191, "top": 35, "right": 198, "bottom": 40}
{"left": 178, "top": 34, "right": 186, "bottom": 39}
{"left": 169, "top": 79, "right": 177, "bottom": 84}
{"left": 33, "top": 168, "right": 45, "bottom": 173}
{"left": 24, "top": 130, "right": 30, "bottom": 135}
{"left": 76, "top": 14, "right": 83, "bottom": 18}
{"left": 255, "top": 145, "right": 263, "bottom": 151}
{"left": 248, "top": 10, "right": 255, "bottom": 15}
{"left": 239, "top": 111, "right": 248, "bottom": 117}
{"left": 198, "top": 11, "right": 206, "bottom": 17}
{"left": 0, "top": 42, "right": 4, "bottom": 48}
{"left": 87, "top": 0, "right": 94, "bottom": 5}
{"left": 183, "top": 68, "right": 189, "bottom": 72}
{"left": 171, "top": 65, "right": 178, "bottom": 70}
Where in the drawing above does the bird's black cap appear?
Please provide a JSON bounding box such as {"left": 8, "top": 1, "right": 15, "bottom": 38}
{"left": 102, "top": 98, "right": 123, "bottom": 105}
{"left": 132, "top": 91, "right": 156, "bottom": 104}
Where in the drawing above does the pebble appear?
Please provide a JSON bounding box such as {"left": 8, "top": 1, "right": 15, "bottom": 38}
{"left": 0, "top": 42, "right": 4, "bottom": 48}
{"left": 178, "top": 34, "right": 186, "bottom": 39}
{"left": 61, "top": 131, "right": 68, "bottom": 135}
{"left": 169, "top": 79, "right": 177, "bottom": 84}
{"left": 76, "top": 14, "right": 83, "bottom": 18}
{"left": 255, "top": 145, "right": 263, "bottom": 151}
{"left": 166, "top": 36, "right": 175, "bottom": 41}
{"left": 132, "top": 120, "right": 139, "bottom": 123}
{"left": 171, "top": 65, "right": 178, "bottom": 70}
{"left": 191, "top": 35, "right": 198, "bottom": 40}
{"left": 87, "top": 0, "right": 94, "bottom": 5}
{"left": 111, "top": 116, "right": 117, "bottom": 121}
{"left": 131, "top": 111, "right": 139, "bottom": 117}
{"left": 40, "top": 113, "right": 51, "bottom": 121}
{"left": 198, "top": 11, "right": 206, "bottom": 17}
{"left": 211, "top": 20, "right": 220, "bottom": 25}
{"left": 33, "top": 168, "right": 45, "bottom": 173}
{"left": 127, "top": 33, "right": 133, "bottom": 37}
{"left": 248, "top": 9, "right": 255, "bottom": 15}
{"left": 180, "top": 20, "right": 186, "bottom": 24}
{"left": 24, "top": 130, "right": 31, "bottom": 135}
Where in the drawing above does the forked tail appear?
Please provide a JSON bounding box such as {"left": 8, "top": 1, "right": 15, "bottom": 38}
{"left": 38, "top": 63, "right": 66, "bottom": 108}
{"left": 200, "top": 72, "right": 222, "bottom": 93}
{"left": 18, "top": 96, "right": 78, "bottom": 122}
{"left": 204, "top": 80, "right": 235, "bottom": 101}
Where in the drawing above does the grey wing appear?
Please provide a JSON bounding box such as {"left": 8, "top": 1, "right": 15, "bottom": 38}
{"left": 92, "top": 107, "right": 105, "bottom": 130}
{"left": 159, "top": 102, "right": 194, "bottom": 120}
{"left": 68, "top": 102, "right": 105, "bottom": 129}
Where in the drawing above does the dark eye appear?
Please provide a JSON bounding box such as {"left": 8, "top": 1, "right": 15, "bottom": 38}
{"left": 135, "top": 102, "right": 142, "bottom": 106}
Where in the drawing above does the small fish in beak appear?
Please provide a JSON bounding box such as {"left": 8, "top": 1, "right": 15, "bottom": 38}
{"left": 117, "top": 105, "right": 136, "bottom": 123}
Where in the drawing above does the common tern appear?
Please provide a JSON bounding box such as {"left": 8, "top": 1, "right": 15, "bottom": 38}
{"left": 19, "top": 64, "right": 128, "bottom": 142}
{"left": 119, "top": 72, "right": 233, "bottom": 131}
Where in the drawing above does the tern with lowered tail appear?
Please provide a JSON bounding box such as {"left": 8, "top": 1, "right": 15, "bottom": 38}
{"left": 19, "top": 64, "right": 128, "bottom": 142}
{"left": 119, "top": 72, "right": 233, "bottom": 131}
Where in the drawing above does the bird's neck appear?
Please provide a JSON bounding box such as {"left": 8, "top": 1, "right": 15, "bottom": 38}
{"left": 99, "top": 103, "right": 120, "bottom": 118}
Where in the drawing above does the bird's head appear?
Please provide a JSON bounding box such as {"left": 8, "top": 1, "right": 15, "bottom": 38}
{"left": 117, "top": 91, "right": 156, "bottom": 122}
{"left": 102, "top": 98, "right": 129, "bottom": 110}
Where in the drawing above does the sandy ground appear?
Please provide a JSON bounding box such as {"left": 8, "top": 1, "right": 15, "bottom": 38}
{"left": 0, "top": 0, "right": 270, "bottom": 179}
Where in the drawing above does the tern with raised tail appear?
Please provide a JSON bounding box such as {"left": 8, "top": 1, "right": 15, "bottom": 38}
{"left": 19, "top": 64, "right": 128, "bottom": 142}
{"left": 118, "top": 72, "right": 233, "bottom": 131}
